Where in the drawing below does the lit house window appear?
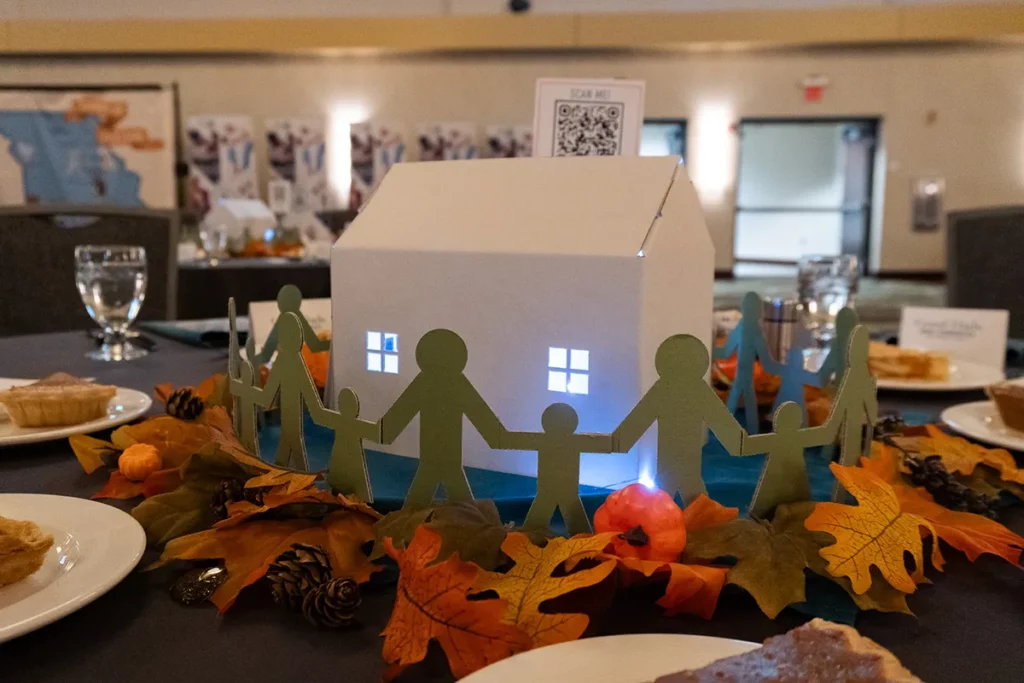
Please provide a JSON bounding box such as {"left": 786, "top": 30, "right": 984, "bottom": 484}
{"left": 367, "top": 331, "right": 399, "bottom": 374}
{"left": 548, "top": 347, "right": 589, "bottom": 395}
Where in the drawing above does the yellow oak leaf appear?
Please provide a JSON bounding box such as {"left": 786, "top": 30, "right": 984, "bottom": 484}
{"left": 805, "top": 464, "right": 943, "bottom": 595}
{"left": 896, "top": 425, "right": 1024, "bottom": 485}
{"left": 474, "top": 532, "right": 616, "bottom": 648}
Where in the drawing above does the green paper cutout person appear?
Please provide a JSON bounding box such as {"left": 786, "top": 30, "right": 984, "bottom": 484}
{"left": 381, "top": 329, "right": 503, "bottom": 509}
{"left": 308, "top": 387, "right": 377, "bottom": 503}
{"left": 229, "top": 359, "right": 262, "bottom": 456}
{"left": 713, "top": 292, "right": 776, "bottom": 434}
{"left": 741, "top": 401, "right": 841, "bottom": 519}
{"left": 826, "top": 326, "right": 879, "bottom": 501}
{"left": 815, "top": 306, "right": 858, "bottom": 388}
{"left": 761, "top": 346, "right": 821, "bottom": 428}
{"left": 615, "top": 334, "right": 747, "bottom": 505}
{"left": 232, "top": 312, "right": 322, "bottom": 471}
{"left": 502, "top": 403, "right": 612, "bottom": 536}
{"left": 250, "top": 284, "right": 330, "bottom": 365}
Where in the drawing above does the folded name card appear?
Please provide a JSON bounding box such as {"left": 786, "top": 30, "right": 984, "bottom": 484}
{"left": 249, "top": 298, "right": 331, "bottom": 355}
{"left": 899, "top": 306, "right": 1009, "bottom": 370}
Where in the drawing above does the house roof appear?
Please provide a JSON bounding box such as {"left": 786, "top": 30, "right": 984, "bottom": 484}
{"left": 337, "top": 155, "right": 687, "bottom": 257}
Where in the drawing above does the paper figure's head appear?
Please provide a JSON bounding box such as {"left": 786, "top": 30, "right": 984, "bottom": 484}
{"left": 277, "top": 284, "right": 302, "bottom": 313}
{"left": 835, "top": 307, "right": 857, "bottom": 338}
{"left": 541, "top": 403, "right": 578, "bottom": 434}
{"left": 741, "top": 292, "right": 763, "bottom": 320}
{"left": 239, "top": 361, "right": 254, "bottom": 384}
{"left": 337, "top": 387, "right": 360, "bottom": 417}
{"left": 416, "top": 329, "right": 467, "bottom": 372}
{"left": 277, "top": 313, "right": 303, "bottom": 353}
{"left": 656, "top": 334, "right": 709, "bottom": 379}
{"left": 847, "top": 326, "right": 869, "bottom": 366}
{"left": 773, "top": 401, "right": 803, "bottom": 432}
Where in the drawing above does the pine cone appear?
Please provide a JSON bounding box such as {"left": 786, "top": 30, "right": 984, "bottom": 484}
{"left": 166, "top": 387, "right": 205, "bottom": 420}
{"left": 266, "top": 543, "right": 332, "bottom": 610}
{"left": 302, "top": 578, "right": 360, "bottom": 628}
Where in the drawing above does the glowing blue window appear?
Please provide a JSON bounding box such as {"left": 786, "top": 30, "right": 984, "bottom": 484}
{"left": 368, "top": 331, "right": 398, "bottom": 374}
{"left": 548, "top": 347, "right": 589, "bottom": 395}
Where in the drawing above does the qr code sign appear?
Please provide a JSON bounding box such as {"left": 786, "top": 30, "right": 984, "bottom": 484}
{"left": 553, "top": 100, "right": 624, "bottom": 157}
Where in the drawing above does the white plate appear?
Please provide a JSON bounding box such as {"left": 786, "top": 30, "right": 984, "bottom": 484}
{"left": 0, "top": 494, "right": 146, "bottom": 642}
{"left": 0, "top": 378, "right": 152, "bottom": 447}
{"left": 462, "top": 634, "right": 759, "bottom": 683}
{"left": 875, "top": 358, "right": 1005, "bottom": 392}
{"left": 941, "top": 400, "right": 1024, "bottom": 451}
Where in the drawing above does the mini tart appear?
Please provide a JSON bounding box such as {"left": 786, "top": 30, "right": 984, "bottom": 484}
{"left": 0, "top": 382, "right": 117, "bottom": 428}
{"left": 986, "top": 381, "right": 1024, "bottom": 432}
{"left": 0, "top": 516, "right": 54, "bottom": 587}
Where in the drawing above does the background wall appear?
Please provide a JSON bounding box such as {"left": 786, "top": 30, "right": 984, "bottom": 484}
{"left": 0, "top": 42, "right": 1021, "bottom": 273}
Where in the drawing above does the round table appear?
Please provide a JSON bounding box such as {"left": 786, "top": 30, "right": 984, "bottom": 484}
{"left": 1, "top": 331, "right": 1022, "bottom": 683}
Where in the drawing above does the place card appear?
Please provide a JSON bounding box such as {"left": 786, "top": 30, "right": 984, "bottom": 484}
{"left": 898, "top": 306, "right": 1010, "bottom": 370}
{"left": 249, "top": 297, "right": 331, "bottom": 356}
{"left": 532, "top": 78, "right": 645, "bottom": 158}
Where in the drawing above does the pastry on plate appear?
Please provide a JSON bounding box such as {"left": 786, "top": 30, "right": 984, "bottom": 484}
{"left": 0, "top": 516, "right": 54, "bottom": 587}
{"left": 656, "top": 619, "right": 921, "bottom": 683}
{"left": 986, "top": 381, "right": 1024, "bottom": 432}
{"left": 0, "top": 373, "right": 116, "bottom": 428}
{"left": 869, "top": 342, "right": 949, "bottom": 382}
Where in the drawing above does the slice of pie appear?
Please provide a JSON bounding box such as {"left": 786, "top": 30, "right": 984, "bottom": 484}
{"left": 0, "top": 516, "right": 54, "bottom": 587}
{"left": 656, "top": 619, "right": 921, "bottom": 683}
{"left": 0, "top": 373, "right": 116, "bottom": 428}
{"left": 869, "top": 342, "right": 949, "bottom": 382}
{"left": 986, "top": 381, "right": 1024, "bottom": 432}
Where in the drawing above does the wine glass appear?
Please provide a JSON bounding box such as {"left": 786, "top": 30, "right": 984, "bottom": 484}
{"left": 74, "top": 245, "right": 149, "bottom": 361}
{"left": 797, "top": 254, "right": 859, "bottom": 348}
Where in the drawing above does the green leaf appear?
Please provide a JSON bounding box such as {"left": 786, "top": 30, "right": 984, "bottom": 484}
{"left": 182, "top": 445, "right": 261, "bottom": 493}
{"left": 133, "top": 487, "right": 215, "bottom": 546}
{"left": 372, "top": 500, "right": 510, "bottom": 570}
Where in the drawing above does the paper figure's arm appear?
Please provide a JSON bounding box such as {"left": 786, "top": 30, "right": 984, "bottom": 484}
{"left": 798, "top": 424, "right": 834, "bottom": 448}
{"left": 754, "top": 333, "right": 777, "bottom": 368}
{"left": 713, "top": 327, "right": 740, "bottom": 360}
{"left": 576, "top": 433, "right": 614, "bottom": 454}
{"left": 500, "top": 431, "right": 542, "bottom": 451}
{"left": 612, "top": 389, "right": 657, "bottom": 452}
{"left": 356, "top": 418, "right": 382, "bottom": 443}
{"left": 800, "top": 367, "right": 824, "bottom": 389}
{"left": 301, "top": 320, "right": 330, "bottom": 353}
{"left": 251, "top": 325, "right": 278, "bottom": 365}
{"left": 760, "top": 356, "right": 786, "bottom": 377}
{"left": 239, "top": 371, "right": 279, "bottom": 410}
{"left": 740, "top": 432, "right": 774, "bottom": 456}
{"left": 304, "top": 388, "right": 339, "bottom": 428}
{"left": 462, "top": 379, "right": 503, "bottom": 449}
{"left": 702, "top": 388, "right": 747, "bottom": 455}
{"left": 379, "top": 382, "right": 421, "bottom": 445}
{"left": 815, "top": 351, "right": 837, "bottom": 386}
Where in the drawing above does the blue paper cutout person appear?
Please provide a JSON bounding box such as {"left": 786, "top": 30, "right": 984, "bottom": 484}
{"left": 233, "top": 313, "right": 322, "bottom": 471}
{"left": 713, "top": 292, "right": 775, "bottom": 434}
{"left": 615, "top": 334, "right": 747, "bottom": 506}
{"left": 761, "top": 346, "right": 822, "bottom": 428}
{"left": 380, "top": 329, "right": 503, "bottom": 508}
{"left": 502, "top": 403, "right": 613, "bottom": 536}
{"left": 827, "top": 326, "right": 879, "bottom": 501}
{"left": 250, "top": 284, "right": 329, "bottom": 365}
{"left": 307, "top": 387, "right": 377, "bottom": 503}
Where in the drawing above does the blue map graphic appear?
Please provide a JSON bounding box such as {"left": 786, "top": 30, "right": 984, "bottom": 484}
{"left": 0, "top": 111, "right": 142, "bottom": 206}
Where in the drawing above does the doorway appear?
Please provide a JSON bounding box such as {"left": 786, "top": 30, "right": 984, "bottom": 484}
{"left": 733, "top": 118, "right": 879, "bottom": 274}
{"left": 641, "top": 118, "right": 687, "bottom": 160}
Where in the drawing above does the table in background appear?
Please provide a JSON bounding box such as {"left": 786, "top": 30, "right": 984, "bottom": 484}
{"left": 1, "top": 332, "right": 1023, "bottom": 683}
{"left": 177, "top": 258, "right": 330, "bottom": 320}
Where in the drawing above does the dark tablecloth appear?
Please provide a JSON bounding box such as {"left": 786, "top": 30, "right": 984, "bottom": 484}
{"left": 177, "top": 259, "right": 330, "bottom": 320}
{"left": 1, "top": 332, "right": 1023, "bottom": 683}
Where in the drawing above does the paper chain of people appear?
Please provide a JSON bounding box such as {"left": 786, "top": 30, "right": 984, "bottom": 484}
{"left": 226, "top": 288, "right": 877, "bottom": 535}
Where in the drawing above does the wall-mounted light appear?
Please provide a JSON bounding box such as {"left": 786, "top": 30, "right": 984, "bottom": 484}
{"left": 912, "top": 177, "right": 945, "bottom": 232}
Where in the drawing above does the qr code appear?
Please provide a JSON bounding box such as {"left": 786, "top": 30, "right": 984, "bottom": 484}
{"left": 553, "top": 100, "right": 624, "bottom": 157}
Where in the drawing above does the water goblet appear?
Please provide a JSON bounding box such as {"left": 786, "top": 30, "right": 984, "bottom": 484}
{"left": 74, "top": 245, "right": 149, "bottom": 361}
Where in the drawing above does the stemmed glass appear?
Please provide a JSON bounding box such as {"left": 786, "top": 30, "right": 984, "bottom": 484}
{"left": 797, "top": 254, "right": 859, "bottom": 348}
{"left": 74, "top": 245, "right": 149, "bottom": 361}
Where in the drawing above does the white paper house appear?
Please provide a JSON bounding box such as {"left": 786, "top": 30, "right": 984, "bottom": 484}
{"left": 330, "top": 155, "right": 714, "bottom": 488}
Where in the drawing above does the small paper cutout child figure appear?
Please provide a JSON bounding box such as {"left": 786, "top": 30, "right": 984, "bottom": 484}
{"left": 827, "top": 328, "right": 878, "bottom": 493}
{"left": 741, "top": 401, "right": 841, "bottom": 519}
{"left": 714, "top": 292, "right": 776, "bottom": 434}
{"left": 615, "top": 334, "right": 747, "bottom": 505}
{"left": 307, "top": 388, "right": 377, "bottom": 503}
{"left": 381, "top": 329, "right": 503, "bottom": 509}
{"left": 250, "top": 284, "right": 329, "bottom": 365}
{"left": 230, "top": 359, "right": 262, "bottom": 456}
{"left": 233, "top": 312, "right": 322, "bottom": 471}
{"left": 761, "top": 346, "right": 822, "bottom": 428}
{"left": 502, "top": 403, "right": 612, "bottom": 536}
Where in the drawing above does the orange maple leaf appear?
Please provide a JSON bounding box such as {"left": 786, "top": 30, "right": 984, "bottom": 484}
{"left": 111, "top": 417, "right": 222, "bottom": 469}
{"left": 474, "top": 532, "right": 616, "bottom": 648}
{"left": 864, "top": 444, "right": 1024, "bottom": 567}
{"left": 214, "top": 487, "right": 379, "bottom": 530}
{"left": 806, "top": 464, "right": 944, "bottom": 594}
{"left": 92, "top": 471, "right": 145, "bottom": 500}
{"left": 899, "top": 425, "right": 1024, "bottom": 485}
{"left": 614, "top": 556, "right": 727, "bottom": 618}
{"left": 382, "top": 527, "right": 530, "bottom": 681}
{"left": 152, "top": 509, "right": 378, "bottom": 613}
{"left": 682, "top": 493, "right": 739, "bottom": 532}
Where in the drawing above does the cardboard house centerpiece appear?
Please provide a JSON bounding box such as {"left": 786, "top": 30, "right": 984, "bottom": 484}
{"left": 330, "top": 155, "right": 714, "bottom": 488}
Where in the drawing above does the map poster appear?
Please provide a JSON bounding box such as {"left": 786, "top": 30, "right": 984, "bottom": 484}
{"left": 0, "top": 88, "right": 175, "bottom": 208}
{"left": 266, "top": 118, "right": 327, "bottom": 212}
{"left": 185, "top": 115, "right": 257, "bottom": 216}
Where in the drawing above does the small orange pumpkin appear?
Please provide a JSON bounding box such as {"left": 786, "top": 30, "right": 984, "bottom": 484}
{"left": 593, "top": 483, "right": 686, "bottom": 562}
{"left": 118, "top": 443, "right": 163, "bottom": 482}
